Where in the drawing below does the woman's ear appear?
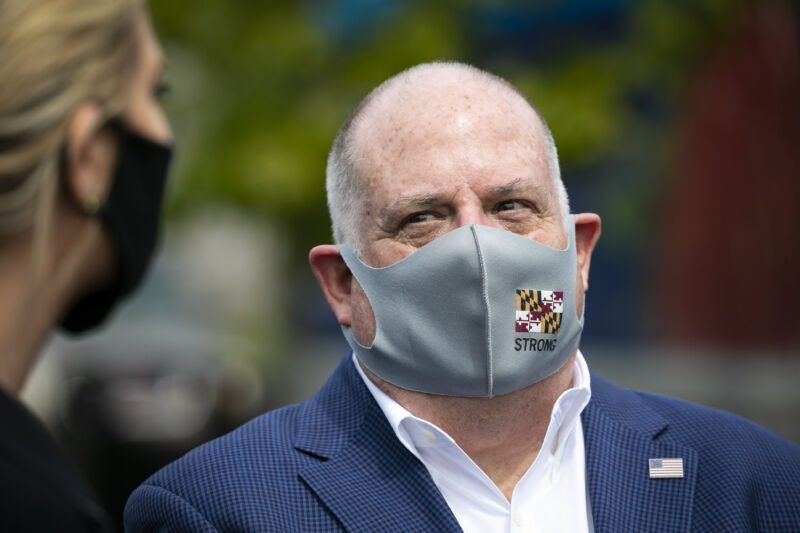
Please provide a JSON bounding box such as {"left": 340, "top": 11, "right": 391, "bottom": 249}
{"left": 64, "top": 103, "right": 117, "bottom": 214}
{"left": 309, "top": 245, "right": 354, "bottom": 326}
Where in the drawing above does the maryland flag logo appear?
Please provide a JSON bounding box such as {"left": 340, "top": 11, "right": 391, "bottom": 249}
{"left": 515, "top": 289, "right": 563, "bottom": 334}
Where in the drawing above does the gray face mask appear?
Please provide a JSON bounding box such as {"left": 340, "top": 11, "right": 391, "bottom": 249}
{"left": 338, "top": 216, "right": 584, "bottom": 398}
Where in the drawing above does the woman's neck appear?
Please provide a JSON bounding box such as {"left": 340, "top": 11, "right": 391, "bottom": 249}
{"left": 0, "top": 213, "right": 111, "bottom": 397}
{"left": 0, "top": 237, "right": 64, "bottom": 396}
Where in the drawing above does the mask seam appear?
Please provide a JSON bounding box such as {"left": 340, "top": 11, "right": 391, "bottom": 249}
{"left": 470, "top": 225, "right": 493, "bottom": 397}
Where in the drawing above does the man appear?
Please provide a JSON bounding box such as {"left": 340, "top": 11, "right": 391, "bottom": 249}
{"left": 125, "top": 62, "right": 800, "bottom": 532}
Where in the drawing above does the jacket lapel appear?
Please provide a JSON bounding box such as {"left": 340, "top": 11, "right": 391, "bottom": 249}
{"left": 295, "top": 355, "right": 461, "bottom": 533}
{"left": 582, "top": 374, "right": 698, "bottom": 533}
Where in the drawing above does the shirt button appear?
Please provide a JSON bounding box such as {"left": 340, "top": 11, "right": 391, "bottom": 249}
{"left": 421, "top": 429, "right": 436, "bottom": 443}
{"left": 513, "top": 510, "right": 523, "bottom": 527}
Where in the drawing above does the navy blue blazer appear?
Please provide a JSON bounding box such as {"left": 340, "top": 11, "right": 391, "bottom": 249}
{"left": 125, "top": 354, "right": 800, "bottom": 532}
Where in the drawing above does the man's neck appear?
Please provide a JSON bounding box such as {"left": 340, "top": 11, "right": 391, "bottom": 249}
{"left": 361, "top": 352, "right": 576, "bottom": 501}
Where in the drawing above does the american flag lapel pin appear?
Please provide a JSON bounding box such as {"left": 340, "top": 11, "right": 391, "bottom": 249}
{"left": 649, "top": 458, "right": 684, "bottom": 479}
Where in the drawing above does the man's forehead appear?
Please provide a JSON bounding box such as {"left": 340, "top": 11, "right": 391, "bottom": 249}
{"left": 353, "top": 82, "right": 545, "bottom": 185}
{"left": 355, "top": 77, "right": 540, "bottom": 149}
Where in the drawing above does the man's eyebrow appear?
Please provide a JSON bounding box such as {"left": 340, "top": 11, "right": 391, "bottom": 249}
{"left": 489, "top": 178, "right": 524, "bottom": 197}
{"left": 488, "top": 178, "right": 548, "bottom": 198}
{"left": 378, "top": 194, "right": 448, "bottom": 219}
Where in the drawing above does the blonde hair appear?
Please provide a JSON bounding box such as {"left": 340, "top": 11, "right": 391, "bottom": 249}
{"left": 0, "top": 0, "right": 143, "bottom": 238}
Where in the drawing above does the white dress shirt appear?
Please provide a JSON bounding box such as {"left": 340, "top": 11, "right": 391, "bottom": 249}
{"left": 354, "top": 351, "right": 594, "bottom": 533}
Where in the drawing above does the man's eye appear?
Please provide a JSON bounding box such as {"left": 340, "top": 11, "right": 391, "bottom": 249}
{"left": 496, "top": 200, "right": 526, "bottom": 212}
{"left": 404, "top": 212, "right": 436, "bottom": 225}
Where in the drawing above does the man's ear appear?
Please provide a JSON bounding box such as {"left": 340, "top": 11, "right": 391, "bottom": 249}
{"left": 309, "top": 245, "right": 353, "bottom": 326}
{"left": 64, "top": 103, "right": 117, "bottom": 213}
{"left": 573, "top": 213, "right": 602, "bottom": 291}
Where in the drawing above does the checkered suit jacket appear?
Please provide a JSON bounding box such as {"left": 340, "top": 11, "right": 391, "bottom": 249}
{"left": 125, "top": 354, "right": 800, "bottom": 532}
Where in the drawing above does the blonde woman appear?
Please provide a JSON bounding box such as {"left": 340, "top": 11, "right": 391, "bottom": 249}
{"left": 0, "top": 1, "right": 173, "bottom": 530}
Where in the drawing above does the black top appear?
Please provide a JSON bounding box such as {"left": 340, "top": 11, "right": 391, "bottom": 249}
{"left": 0, "top": 386, "right": 112, "bottom": 532}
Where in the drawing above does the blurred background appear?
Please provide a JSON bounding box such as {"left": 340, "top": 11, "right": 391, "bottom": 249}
{"left": 20, "top": 0, "right": 800, "bottom": 528}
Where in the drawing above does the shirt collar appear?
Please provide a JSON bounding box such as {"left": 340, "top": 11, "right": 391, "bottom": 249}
{"left": 353, "top": 350, "right": 592, "bottom": 461}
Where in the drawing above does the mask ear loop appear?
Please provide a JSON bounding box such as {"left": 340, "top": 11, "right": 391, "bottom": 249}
{"left": 567, "top": 217, "right": 586, "bottom": 325}
{"left": 337, "top": 244, "right": 380, "bottom": 350}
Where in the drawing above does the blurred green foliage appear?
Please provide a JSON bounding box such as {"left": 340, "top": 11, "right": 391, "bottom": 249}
{"left": 151, "top": 0, "right": 742, "bottom": 261}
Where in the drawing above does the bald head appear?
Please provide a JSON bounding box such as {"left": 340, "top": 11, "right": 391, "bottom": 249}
{"left": 326, "top": 62, "right": 568, "bottom": 248}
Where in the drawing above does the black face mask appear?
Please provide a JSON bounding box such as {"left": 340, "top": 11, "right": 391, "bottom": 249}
{"left": 59, "top": 121, "right": 174, "bottom": 334}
